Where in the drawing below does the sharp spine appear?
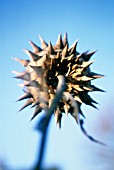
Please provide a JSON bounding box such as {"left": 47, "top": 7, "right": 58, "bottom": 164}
{"left": 29, "top": 40, "right": 42, "bottom": 53}
{"left": 38, "top": 35, "right": 48, "bottom": 49}
{"left": 16, "top": 92, "right": 32, "bottom": 101}
{"left": 23, "top": 49, "right": 40, "bottom": 61}
{"left": 30, "top": 106, "right": 41, "bottom": 121}
{"left": 18, "top": 98, "right": 33, "bottom": 111}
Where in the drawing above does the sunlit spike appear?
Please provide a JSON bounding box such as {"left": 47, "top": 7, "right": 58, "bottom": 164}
{"left": 30, "top": 106, "right": 42, "bottom": 121}
{"left": 18, "top": 98, "right": 33, "bottom": 112}
{"left": 77, "top": 76, "right": 93, "bottom": 81}
{"left": 71, "top": 70, "right": 83, "bottom": 78}
{"left": 31, "top": 100, "right": 39, "bottom": 108}
{"left": 48, "top": 41, "right": 55, "bottom": 54}
{"left": 91, "top": 85, "right": 105, "bottom": 92}
{"left": 38, "top": 49, "right": 48, "bottom": 57}
{"left": 81, "top": 60, "right": 95, "bottom": 68}
{"left": 74, "top": 96, "right": 83, "bottom": 103}
{"left": 54, "top": 108, "right": 60, "bottom": 124}
{"left": 72, "top": 84, "right": 84, "bottom": 92}
{"left": 69, "top": 40, "right": 78, "bottom": 55}
{"left": 63, "top": 32, "right": 68, "bottom": 46}
{"left": 66, "top": 65, "right": 71, "bottom": 76}
{"left": 62, "top": 44, "right": 68, "bottom": 57}
{"left": 72, "top": 64, "right": 77, "bottom": 70}
{"left": 71, "top": 70, "right": 79, "bottom": 78}
{"left": 50, "top": 54, "right": 57, "bottom": 59}
{"left": 38, "top": 35, "right": 48, "bottom": 49}
{"left": 82, "top": 50, "right": 97, "bottom": 61}
{"left": 89, "top": 72, "right": 104, "bottom": 78}
{"left": 66, "top": 54, "right": 74, "bottom": 61}
{"left": 29, "top": 40, "right": 42, "bottom": 53}
{"left": 61, "top": 56, "right": 65, "bottom": 63}
{"left": 56, "top": 34, "right": 63, "bottom": 49}
{"left": 69, "top": 68, "right": 75, "bottom": 75}
{"left": 29, "top": 65, "right": 44, "bottom": 77}
{"left": 64, "top": 103, "right": 69, "bottom": 115}
{"left": 23, "top": 49, "right": 40, "bottom": 61}
{"left": 25, "top": 80, "right": 40, "bottom": 88}
{"left": 74, "top": 66, "right": 80, "bottom": 75}
{"left": 14, "top": 72, "right": 30, "bottom": 81}
{"left": 13, "top": 57, "right": 30, "bottom": 67}
{"left": 16, "top": 92, "right": 32, "bottom": 102}
{"left": 56, "top": 51, "right": 60, "bottom": 59}
{"left": 83, "top": 86, "right": 93, "bottom": 91}
{"left": 67, "top": 62, "right": 72, "bottom": 67}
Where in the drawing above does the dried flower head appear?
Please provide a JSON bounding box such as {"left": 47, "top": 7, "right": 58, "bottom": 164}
{"left": 13, "top": 33, "right": 105, "bottom": 144}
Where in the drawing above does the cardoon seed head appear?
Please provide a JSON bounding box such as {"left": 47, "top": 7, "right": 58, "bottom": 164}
{"left": 13, "top": 33, "right": 104, "bottom": 142}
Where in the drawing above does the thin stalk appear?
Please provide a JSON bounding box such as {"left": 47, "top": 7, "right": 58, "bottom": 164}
{"left": 34, "top": 75, "right": 66, "bottom": 170}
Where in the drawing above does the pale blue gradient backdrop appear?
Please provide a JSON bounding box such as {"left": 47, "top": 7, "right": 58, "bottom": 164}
{"left": 0, "top": 0, "right": 114, "bottom": 169}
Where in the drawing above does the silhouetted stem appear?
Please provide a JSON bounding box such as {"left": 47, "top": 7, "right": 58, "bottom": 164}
{"left": 34, "top": 75, "right": 66, "bottom": 170}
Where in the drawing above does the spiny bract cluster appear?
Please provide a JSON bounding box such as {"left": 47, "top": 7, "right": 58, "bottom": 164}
{"left": 13, "top": 33, "right": 104, "bottom": 128}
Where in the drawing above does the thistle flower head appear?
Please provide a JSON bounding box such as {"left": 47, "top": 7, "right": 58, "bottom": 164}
{"left": 13, "top": 33, "right": 104, "bottom": 143}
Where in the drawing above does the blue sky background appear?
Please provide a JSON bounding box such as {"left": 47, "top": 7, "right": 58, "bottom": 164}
{"left": 0, "top": 0, "right": 114, "bottom": 169}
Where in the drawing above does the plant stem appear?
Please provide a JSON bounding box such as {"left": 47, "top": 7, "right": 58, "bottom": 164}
{"left": 34, "top": 75, "right": 66, "bottom": 170}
